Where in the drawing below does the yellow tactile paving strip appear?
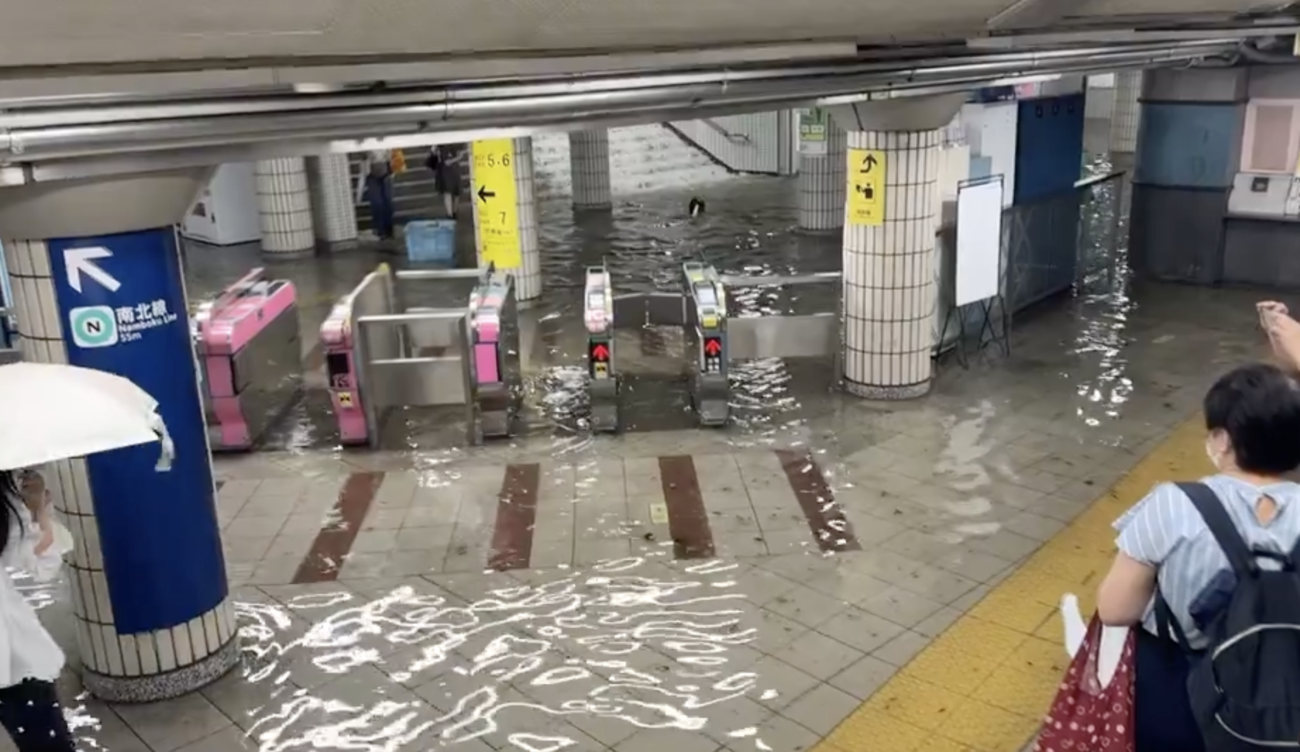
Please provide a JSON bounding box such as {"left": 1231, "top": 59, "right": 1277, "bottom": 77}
{"left": 817, "top": 417, "right": 1211, "bottom": 752}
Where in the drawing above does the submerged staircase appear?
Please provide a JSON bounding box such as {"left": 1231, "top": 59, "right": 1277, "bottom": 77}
{"left": 349, "top": 124, "right": 742, "bottom": 233}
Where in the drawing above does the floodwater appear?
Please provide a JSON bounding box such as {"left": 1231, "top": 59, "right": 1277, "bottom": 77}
{"left": 18, "top": 556, "right": 809, "bottom": 752}
{"left": 14, "top": 144, "right": 1285, "bottom": 752}
{"left": 184, "top": 176, "right": 848, "bottom": 455}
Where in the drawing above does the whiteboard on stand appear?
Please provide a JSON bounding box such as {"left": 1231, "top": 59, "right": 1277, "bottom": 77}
{"left": 955, "top": 176, "right": 1004, "bottom": 307}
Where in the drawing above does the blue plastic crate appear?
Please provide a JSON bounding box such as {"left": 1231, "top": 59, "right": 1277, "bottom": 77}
{"left": 404, "top": 220, "right": 456, "bottom": 264}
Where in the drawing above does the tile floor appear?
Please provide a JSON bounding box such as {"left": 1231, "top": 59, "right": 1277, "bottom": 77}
{"left": 9, "top": 279, "right": 1274, "bottom": 752}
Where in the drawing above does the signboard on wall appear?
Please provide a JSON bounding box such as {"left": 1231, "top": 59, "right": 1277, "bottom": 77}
{"left": 799, "top": 108, "right": 828, "bottom": 156}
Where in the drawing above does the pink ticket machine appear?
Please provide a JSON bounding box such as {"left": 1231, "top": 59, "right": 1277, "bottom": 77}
{"left": 319, "top": 292, "right": 367, "bottom": 446}
{"left": 468, "top": 270, "right": 522, "bottom": 441}
{"left": 192, "top": 268, "right": 302, "bottom": 451}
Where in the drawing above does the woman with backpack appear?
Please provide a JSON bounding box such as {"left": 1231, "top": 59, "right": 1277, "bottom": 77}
{"left": 0, "top": 469, "right": 76, "bottom": 751}
{"left": 1096, "top": 361, "right": 1300, "bottom": 751}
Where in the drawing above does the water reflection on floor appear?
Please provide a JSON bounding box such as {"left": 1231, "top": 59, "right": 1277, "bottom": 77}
{"left": 237, "top": 558, "right": 766, "bottom": 752}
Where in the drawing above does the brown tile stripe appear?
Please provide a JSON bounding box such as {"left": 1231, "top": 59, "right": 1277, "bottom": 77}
{"left": 293, "top": 471, "right": 385, "bottom": 583}
{"left": 488, "top": 464, "right": 541, "bottom": 571}
{"left": 657, "top": 455, "right": 716, "bottom": 559}
{"left": 775, "top": 449, "right": 861, "bottom": 553}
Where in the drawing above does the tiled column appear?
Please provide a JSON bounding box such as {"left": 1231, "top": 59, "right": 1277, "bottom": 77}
{"left": 1110, "top": 71, "right": 1142, "bottom": 155}
{"left": 829, "top": 95, "right": 964, "bottom": 400}
{"left": 471, "top": 137, "right": 542, "bottom": 301}
{"left": 798, "top": 119, "right": 847, "bottom": 231}
{"left": 255, "top": 157, "right": 315, "bottom": 257}
{"left": 568, "top": 130, "right": 612, "bottom": 209}
{"left": 3, "top": 231, "right": 237, "bottom": 702}
{"left": 307, "top": 154, "right": 358, "bottom": 250}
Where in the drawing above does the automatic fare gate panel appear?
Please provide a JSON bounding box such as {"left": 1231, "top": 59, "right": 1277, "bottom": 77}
{"left": 584, "top": 262, "right": 729, "bottom": 431}
{"left": 584, "top": 266, "right": 619, "bottom": 433}
{"left": 683, "top": 262, "right": 729, "bottom": 427}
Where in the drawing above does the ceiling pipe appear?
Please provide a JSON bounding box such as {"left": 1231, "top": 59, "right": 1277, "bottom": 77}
{"left": 0, "top": 41, "right": 1237, "bottom": 163}
{"left": 0, "top": 38, "right": 1238, "bottom": 123}
{"left": 1237, "top": 37, "right": 1297, "bottom": 63}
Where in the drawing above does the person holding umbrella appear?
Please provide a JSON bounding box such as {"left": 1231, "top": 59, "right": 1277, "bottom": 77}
{"left": 0, "top": 468, "right": 75, "bottom": 751}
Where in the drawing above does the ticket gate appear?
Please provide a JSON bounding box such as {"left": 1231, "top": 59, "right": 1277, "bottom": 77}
{"left": 191, "top": 268, "right": 303, "bottom": 451}
{"left": 585, "top": 261, "right": 730, "bottom": 431}
{"left": 721, "top": 271, "right": 842, "bottom": 363}
{"left": 319, "top": 264, "right": 522, "bottom": 447}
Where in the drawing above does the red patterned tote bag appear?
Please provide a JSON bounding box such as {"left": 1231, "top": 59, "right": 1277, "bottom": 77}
{"left": 1034, "top": 615, "right": 1136, "bottom": 752}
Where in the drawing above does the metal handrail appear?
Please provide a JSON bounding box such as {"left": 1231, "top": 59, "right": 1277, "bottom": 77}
{"left": 700, "top": 118, "right": 752, "bottom": 145}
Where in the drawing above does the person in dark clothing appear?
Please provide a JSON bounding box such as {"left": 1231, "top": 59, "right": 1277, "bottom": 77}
{"left": 427, "top": 145, "right": 464, "bottom": 219}
{"left": 364, "top": 151, "right": 396, "bottom": 240}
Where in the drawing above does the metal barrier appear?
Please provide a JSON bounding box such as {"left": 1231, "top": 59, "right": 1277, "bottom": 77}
{"left": 191, "top": 269, "right": 301, "bottom": 451}
{"left": 933, "top": 170, "right": 1126, "bottom": 354}
{"left": 722, "top": 271, "right": 841, "bottom": 361}
{"left": 585, "top": 261, "right": 730, "bottom": 431}
{"left": 319, "top": 264, "right": 521, "bottom": 447}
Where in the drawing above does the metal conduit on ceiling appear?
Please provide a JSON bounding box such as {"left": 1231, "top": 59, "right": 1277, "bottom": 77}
{"left": 0, "top": 38, "right": 1242, "bottom": 174}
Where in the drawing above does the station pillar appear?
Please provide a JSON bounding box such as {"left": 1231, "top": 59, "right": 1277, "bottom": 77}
{"left": 470, "top": 137, "right": 542, "bottom": 301}
{"left": 254, "top": 157, "right": 316, "bottom": 257}
{"left": 828, "top": 95, "right": 965, "bottom": 399}
{"left": 797, "top": 115, "right": 847, "bottom": 231}
{"left": 1110, "top": 71, "right": 1142, "bottom": 159}
{"left": 307, "top": 154, "right": 359, "bottom": 250}
{"left": 0, "top": 171, "right": 238, "bottom": 702}
{"left": 569, "top": 130, "right": 613, "bottom": 210}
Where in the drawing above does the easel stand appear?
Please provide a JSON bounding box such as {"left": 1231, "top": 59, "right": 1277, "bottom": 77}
{"left": 939, "top": 294, "right": 1010, "bottom": 368}
{"left": 944, "top": 174, "right": 1009, "bottom": 369}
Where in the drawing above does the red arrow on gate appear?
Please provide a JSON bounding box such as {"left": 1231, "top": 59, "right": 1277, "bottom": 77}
{"left": 591, "top": 343, "right": 610, "bottom": 361}
{"left": 704, "top": 338, "right": 722, "bottom": 356}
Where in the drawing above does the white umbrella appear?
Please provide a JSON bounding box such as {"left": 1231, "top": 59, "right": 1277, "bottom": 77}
{"left": 0, "top": 362, "right": 174, "bottom": 471}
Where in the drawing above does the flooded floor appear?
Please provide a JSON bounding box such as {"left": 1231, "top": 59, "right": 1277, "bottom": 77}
{"left": 10, "top": 136, "right": 1282, "bottom": 752}
{"left": 185, "top": 175, "right": 847, "bottom": 454}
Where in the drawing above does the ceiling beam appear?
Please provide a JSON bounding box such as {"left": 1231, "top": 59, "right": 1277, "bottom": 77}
{"left": 987, "top": 0, "right": 1090, "bottom": 31}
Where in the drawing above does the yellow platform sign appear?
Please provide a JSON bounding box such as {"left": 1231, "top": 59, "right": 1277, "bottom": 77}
{"left": 846, "top": 148, "right": 886, "bottom": 226}
{"left": 471, "top": 139, "right": 521, "bottom": 268}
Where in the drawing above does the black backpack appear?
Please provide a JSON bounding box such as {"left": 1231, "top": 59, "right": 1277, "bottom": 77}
{"left": 1155, "top": 481, "right": 1300, "bottom": 750}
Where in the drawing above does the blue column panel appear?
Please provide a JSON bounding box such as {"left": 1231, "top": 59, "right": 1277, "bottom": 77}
{"left": 1014, "top": 93, "right": 1085, "bottom": 204}
{"left": 46, "top": 227, "right": 226, "bottom": 635}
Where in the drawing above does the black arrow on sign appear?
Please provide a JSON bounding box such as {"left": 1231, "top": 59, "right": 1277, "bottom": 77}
{"left": 477, "top": 185, "right": 496, "bottom": 203}
{"left": 860, "top": 154, "right": 878, "bottom": 173}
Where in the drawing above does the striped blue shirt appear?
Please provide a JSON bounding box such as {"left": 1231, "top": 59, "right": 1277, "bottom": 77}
{"left": 1114, "top": 475, "right": 1300, "bottom": 649}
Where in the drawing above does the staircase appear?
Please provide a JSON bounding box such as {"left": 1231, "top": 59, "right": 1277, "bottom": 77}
{"left": 350, "top": 123, "right": 745, "bottom": 233}
{"left": 349, "top": 149, "right": 469, "bottom": 234}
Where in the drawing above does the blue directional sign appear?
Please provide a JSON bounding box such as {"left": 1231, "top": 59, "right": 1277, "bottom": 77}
{"left": 47, "top": 227, "right": 226, "bottom": 636}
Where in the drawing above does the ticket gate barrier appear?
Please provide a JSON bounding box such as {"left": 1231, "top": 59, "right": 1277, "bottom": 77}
{"left": 720, "top": 271, "right": 842, "bottom": 364}
{"left": 192, "top": 268, "right": 303, "bottom": 451}
{"left": 319, "top": 264, "right": 522, "bottom": 447}
{"left": 683, "top": 262, "right": 730, "bottom": 426}
{"left": 585, "top": 261, "right": 730, "bottom": 432}
{"left": 583, "top": 266, "right": 618, "bottom": 432}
